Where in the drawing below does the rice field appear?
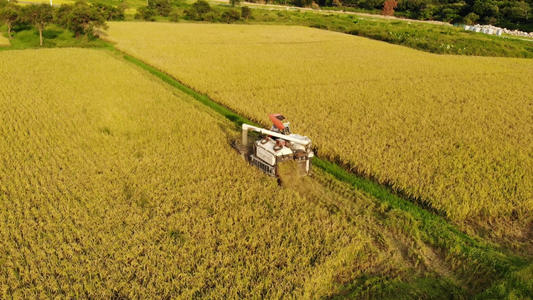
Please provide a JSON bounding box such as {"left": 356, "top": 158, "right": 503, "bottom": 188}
{"left": 0, "top": 34, "right": 9, "bottom": 46}
{"left": 105, "top": 22, "right": 533, "bottom": 236}
{"left": 0, "top": 48, "right": 468, "bottom": 298}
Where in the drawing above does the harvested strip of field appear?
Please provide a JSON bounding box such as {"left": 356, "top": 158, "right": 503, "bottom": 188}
{"left": 105, "top": 22, "right": 533, "bottom": 241}
{"left": 0, "top": 48, "right": 470, "bottom": 298}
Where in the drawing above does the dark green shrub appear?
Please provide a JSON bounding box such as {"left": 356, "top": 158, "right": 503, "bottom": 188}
{"left": 241, "top": 6, "right": 251, "bottom": 20}
{"left": 169, "top": 8, "right": 181, "bottom": 22}
{"left": 230, "top": 0, "right": 241, "bottom": 7}
{"left": 193, "top": 0, "right": 211, "bottom": 15}
{"left": 65, "top": 1, "right": 107, "bottom": 38}
{"left": 202, "top": 11, "right": 218, "bottom": 22}
{"left": 222, "top": 9, "right": 240, "bottom": 23}
{"left": 148, "top": 0, "right": 172, "bottom": 17}
{"left": 136, "top": 6, "right": 156, "bottom": 21}
{"left": 463, "top": 12, "right": 479, "bottom": 25}
{"left": 54, "top": 4, "right": 72, "bottom": 27}
{"left": 185, "top": 0, "right": 211, "bottom": 20}
{"left": 92, "top": 2, "right": 125, "bottom": 21}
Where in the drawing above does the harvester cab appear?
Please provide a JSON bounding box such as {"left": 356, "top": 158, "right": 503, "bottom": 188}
{"left": 239, "top": 114, "right": 314, "bottom": 177}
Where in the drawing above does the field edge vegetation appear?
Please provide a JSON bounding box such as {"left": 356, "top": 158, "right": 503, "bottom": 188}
{"left": 2, "top": 0, "right": 533, "bottom": 58}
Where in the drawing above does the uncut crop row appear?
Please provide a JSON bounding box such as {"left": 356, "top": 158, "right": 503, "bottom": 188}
{"left": 106, "top": 22, "right": 533, "bottom": 237}
{"left": 0, "top": 48, "right": 460, "bottom": 298}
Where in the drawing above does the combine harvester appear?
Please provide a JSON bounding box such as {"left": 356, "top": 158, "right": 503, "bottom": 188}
{"left": 238, "top": 114, "right": 314, "bottom": 177}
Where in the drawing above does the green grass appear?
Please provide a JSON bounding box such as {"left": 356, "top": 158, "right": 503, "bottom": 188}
{"left": 477, "top": 263, "right": 533, "bottom": 299}
{"left": 115, "top": 46, "right": 532, "bottom": 297}
{"left": 0, "top": 24, "right": 109, "bottom": 51}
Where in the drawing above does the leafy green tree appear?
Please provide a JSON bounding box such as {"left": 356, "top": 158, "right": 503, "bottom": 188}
{"left": 418, "top": 4, "right": 435, "bottom": 19}
{"left": 241, "top": 6, "right": 251, "bottom": 20}
{"left": 54, "top": 3, "right": 73, "bottom": 27}
{"left": 193, "top": 0, "right": 211, "bottom": 15}
{"left": 437, "top": 5, "right": 462, "bottom": 23}
{"left": 24, "top": 4, "right": 53, "bottom": 46}
{"left": 292, "top": 0, "right": 313, "bottom": 7}
{"left": 222, "top": 9, "right": 240, "bottom": 22}
{"left": 136, "top": 6, "right": 156, "bottom": 20}
{"left": 356, "top": 0, "right": 384, "bottom": 10}
{"left": 397, "top": 0, "right": 427, "bottom": 11}
{"left": 472, "top": 0, "right": 499, "bottom": 22}
{"left": 92, "top": 2, "right": 125, "bottom": 21}
{"left": 0, "top": 2, "right": 19, "bottom": 39}
{"left": 464, "top": 12, "right": 479, "bottom": 24}
{"left": 148, "top": 0, "right": 171, "bottom": 17}
{"left": 168, "top": 8, "right": 181, "bottom": 22}
{"left": 66, "top": 1, "right": 107, "bottom": 38}
{"left": 185, "top": 0, "right": 211, "bottom": 19}
{"left": 503, "top": 1, "right": 530, "bottom": 22}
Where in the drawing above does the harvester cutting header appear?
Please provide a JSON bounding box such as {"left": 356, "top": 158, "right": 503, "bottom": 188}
{"left": 238, "top": 114, "right": 314, "bottom": 177}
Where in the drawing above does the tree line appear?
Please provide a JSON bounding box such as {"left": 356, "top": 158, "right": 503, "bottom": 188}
{"left": 0, "top": 0, "right": 123, "bottom": 46}
{"left": 255, "top": 0, "right": 533, "bottom": 31}
{"left": 135, "top": 0, "right": 252, "bottom": 23}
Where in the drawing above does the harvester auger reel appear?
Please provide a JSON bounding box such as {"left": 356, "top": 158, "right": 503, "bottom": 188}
{"left": 237, "top": 114, "right": 314, "bottom": 177}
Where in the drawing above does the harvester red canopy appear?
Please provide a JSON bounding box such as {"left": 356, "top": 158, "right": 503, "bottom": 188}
{"left": 269, "top": 114, "right": 286, "bottom": 131}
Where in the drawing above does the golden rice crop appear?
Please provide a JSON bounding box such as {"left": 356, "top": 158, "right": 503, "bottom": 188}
{"left": 0, "top": 34, "right": 9, "bottom": 47}
{"left": 0, "top": 48, "right": 446, "bottom": 298}
{"left": 105, "top": 22, "right": 533, "bottom": 233}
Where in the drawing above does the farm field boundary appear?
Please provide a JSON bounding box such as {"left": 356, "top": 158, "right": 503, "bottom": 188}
{"left": 113, "top": 47, "right": 531, "bottom": 297}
